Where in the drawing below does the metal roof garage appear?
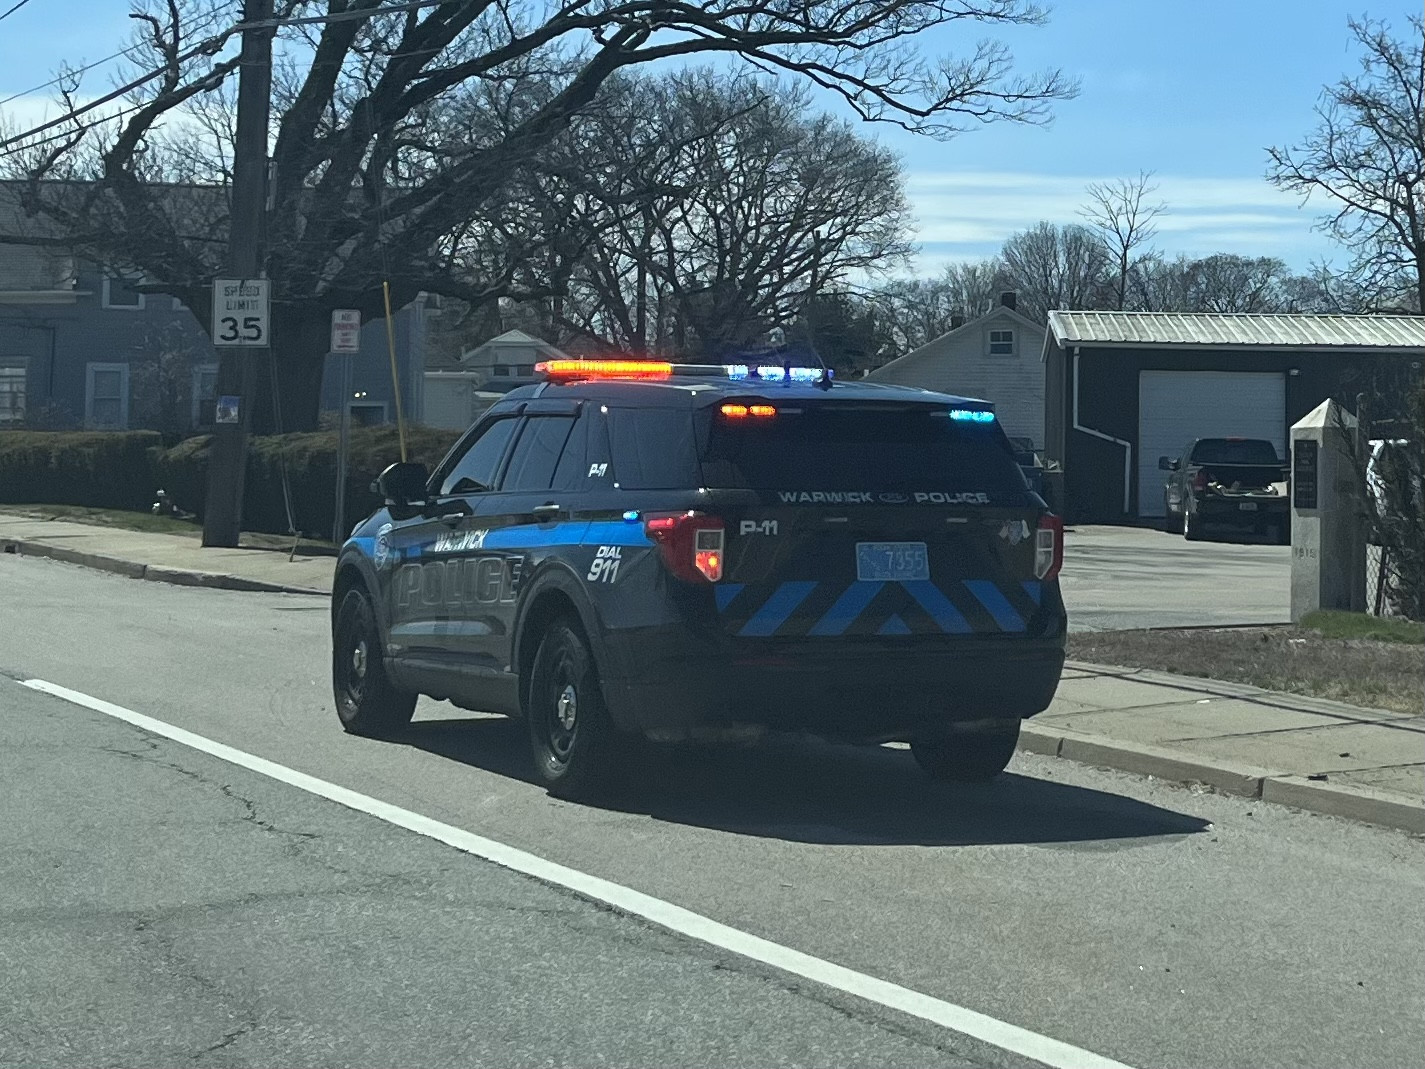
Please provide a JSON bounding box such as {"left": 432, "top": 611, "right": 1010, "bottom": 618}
{"left": 1042, "top": 311, "right": 1425, "bottom": 524}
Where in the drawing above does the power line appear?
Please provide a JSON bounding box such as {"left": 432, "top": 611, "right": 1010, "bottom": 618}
{"left": 0, "top": 0, "right": 38, "bottom": 26}
{"left": 0, "top": 0, "right": 480, "bottom": 158}
{"left": 0, "top": 1, "right": 238, "bottom": 108}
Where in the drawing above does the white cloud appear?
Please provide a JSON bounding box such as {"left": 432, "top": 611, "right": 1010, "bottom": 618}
{"left": 900, "top": 169, "right": 1330, "bottom": 273}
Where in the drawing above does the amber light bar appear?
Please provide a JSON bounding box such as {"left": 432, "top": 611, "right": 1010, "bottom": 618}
{"left": 535, "top": 358, "right": 674, "bottom": 382}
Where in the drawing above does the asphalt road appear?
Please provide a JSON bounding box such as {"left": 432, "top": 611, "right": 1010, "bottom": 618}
{"left": 1061, "top": 526, "right": 1291, "bottom": 631}
{"left": 2, "top": 556, "right": 1421, "bottom": 1069}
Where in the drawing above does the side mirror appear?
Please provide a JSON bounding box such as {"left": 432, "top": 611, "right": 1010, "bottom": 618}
{"left": 1158, "top": 456, "right": 1177, "bottom": 471}
{"left": 373, "top": 461, "right": 429, "bottom": 517}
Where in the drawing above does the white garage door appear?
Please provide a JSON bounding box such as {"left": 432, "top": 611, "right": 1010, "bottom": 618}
{"left": 1137, "top": 370, "right": 1286, "bottom": 517}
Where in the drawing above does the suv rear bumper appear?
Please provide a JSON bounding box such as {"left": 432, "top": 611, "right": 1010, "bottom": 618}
{"left": 600, "top": 632, "right": 1065, "bottom": 744}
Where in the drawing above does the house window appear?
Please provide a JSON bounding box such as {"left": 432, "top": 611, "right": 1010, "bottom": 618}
{"left": 191, "top": 363, "right": 219, "bottom": 427}
{"left": 101, "top": 277, "right": 145, "bottom": 310}
{"left": 491, "top": 364, "right": 511, "bottom": 376}
{"left": 515, "top": 364, "right": 536, "bottom": 377}
{"left": 0, "top": 366, "right": 25, "bottom": 424}
{"left": 988, "top": 329, "right": 1015, "bottom": 356}
{"left": 86, "top": 362, "right": 130, "bottom": 429}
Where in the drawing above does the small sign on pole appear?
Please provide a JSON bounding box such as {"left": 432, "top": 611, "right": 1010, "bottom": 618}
{"left": 211, "top": 278, "right": 271, "bottom": 347}
{"left": 330, "top": 309, "right": 362, "bottom": 354}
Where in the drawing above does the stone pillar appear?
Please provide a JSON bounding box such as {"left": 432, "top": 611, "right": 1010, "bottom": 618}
{"left": 1290, "top": 399, "right": 1366, "bottom": 621}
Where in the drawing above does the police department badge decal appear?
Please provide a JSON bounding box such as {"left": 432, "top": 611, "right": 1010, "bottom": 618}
{"left": 373, "top": 523, "right": 394, "bottom": 569}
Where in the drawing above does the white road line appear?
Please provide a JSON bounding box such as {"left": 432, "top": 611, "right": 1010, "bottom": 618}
{"left": 22, "top": 676, "right": 1132, "bottom": 1069}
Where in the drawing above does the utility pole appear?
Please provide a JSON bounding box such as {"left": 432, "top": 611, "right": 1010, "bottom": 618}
{"left": 202, "top": 0, "right": 275, "bottom": 547}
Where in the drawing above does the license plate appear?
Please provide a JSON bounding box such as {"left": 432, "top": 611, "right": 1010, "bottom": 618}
{"left": 1239, "top": 502, "right": 1258, "bottom": 511}
{"left": 857, "top": 542, "right": 929, "bottom": 582}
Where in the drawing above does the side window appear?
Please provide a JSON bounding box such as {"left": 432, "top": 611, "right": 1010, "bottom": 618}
{"left": 551, "top": 414, "right": 588, "bottom": 491}
{"left": 605, "top": 407, "right": 699, "bottom": 489}
{"left": 502, "top": 416, "right": 576, "bottom": 492}
{"left": 440, "top": 417, "right": 519, "bottom": 496}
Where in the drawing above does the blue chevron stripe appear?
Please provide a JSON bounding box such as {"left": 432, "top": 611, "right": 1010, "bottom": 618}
{"left": 808, "top": 580, "right": 885, "bottom": 637}
{"left": 964, "top": 579, "right": 1026, "bottom": 632}
{"left": 1021, "top": 580, "right": 1043, "bottom": 606}
{"left": 740, "top": 581, "right": 819, "bottom": 637}
{"left": 902, "top": 581, "right": 972, "bottom": 634}
{"left": 877, "top": 613, "right": 912, "bottom": 636}
{"left": 715, "top": 583, "right": 745, "bottom": 611}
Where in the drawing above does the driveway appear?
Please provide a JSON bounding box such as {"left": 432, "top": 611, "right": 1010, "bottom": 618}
{"left": 1061, "top": 525, "right": 1291, "bottom": 632}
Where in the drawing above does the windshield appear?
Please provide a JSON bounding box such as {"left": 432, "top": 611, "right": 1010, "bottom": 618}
{"left": 1190, "top": 439, "right": 1281, "bottom": 465}
{"left": 699, "top": 402, "right": 1029, "bottom": 492}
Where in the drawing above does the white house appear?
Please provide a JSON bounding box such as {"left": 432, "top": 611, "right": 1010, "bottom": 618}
{"left": 868, "top": 293, "right": 1047, "bottom": 449}
{"left": 422, "top": 329, "right": 568, "bottom": 431}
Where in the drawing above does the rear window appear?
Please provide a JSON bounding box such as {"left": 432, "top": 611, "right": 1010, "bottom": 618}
{"left": 1190, "top": 439, "right": 1281, "bottom": 465}
{"left": 699, "top": 402, "right": 1028, "bottom": 492}
{"left": 605, "top": 407, "right": 700, "bottom": 489}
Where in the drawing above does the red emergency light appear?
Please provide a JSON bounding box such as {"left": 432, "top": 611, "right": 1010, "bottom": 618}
{"left": 535, "top": 358, "right": 674, "bottom": 382}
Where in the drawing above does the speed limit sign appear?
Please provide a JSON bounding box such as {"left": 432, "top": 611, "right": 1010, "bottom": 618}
{"left": 212, "top": 278, "right": 271, "bottom": 347}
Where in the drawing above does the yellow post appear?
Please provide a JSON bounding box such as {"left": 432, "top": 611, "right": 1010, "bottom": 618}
{"left": 382, "top": 280, "right": 408, "bottom": 462}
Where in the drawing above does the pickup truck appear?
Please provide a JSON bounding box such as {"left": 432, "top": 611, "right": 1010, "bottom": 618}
{"left": 1159, "top": 438, "right": 1290, "bottom": 543}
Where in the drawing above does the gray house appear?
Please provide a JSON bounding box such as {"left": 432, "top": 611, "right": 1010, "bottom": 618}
{"left": 868, "top": 293, "right": 1048, "bottom": 448}
{"left": 2, "top": 183, "right": 426, "bottom": 433}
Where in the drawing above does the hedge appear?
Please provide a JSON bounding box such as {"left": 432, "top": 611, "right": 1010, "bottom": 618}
{"left": 0, "top": 426, "right": 463, "bottom": 537}
{"left": 0, "top": 431, "right": 164, "bottom": 511}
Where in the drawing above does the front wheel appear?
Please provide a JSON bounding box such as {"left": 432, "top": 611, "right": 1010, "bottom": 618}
{"left": 911, "top": 721, "right": 1020, "bottom": 783}
{"left": 333, "top": 588, "right": 416, "bottom": 737}
{"left": 528, "top": 617, "right": 623, "bottom": 800}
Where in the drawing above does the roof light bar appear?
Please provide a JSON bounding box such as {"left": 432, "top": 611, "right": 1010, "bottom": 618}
{"left": 949, "top": 408, "right": 996, "bottom": 423}
{"left": 536, "top": 358, "right": 673, "bottom": 382}
{"left": 723, "top": 364, "right": 826, "bottom": 383}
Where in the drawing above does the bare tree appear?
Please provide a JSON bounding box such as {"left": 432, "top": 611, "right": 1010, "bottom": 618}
{"left": 998, "top": 221, "right": 1109, "bottom": 321}
{"left": 1, "top": 0, "right": 1074, "bottom": 429}
{"left": 1267, "top": 16, "right": 1424, "bottom": 311}
{"left": 1081, "top": 170, "right": 1166, "bottom": 310}
{"left": 543, "top": 71, "right": 911, "bottom": 358}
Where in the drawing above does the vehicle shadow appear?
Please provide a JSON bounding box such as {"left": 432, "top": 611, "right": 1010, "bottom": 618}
{"left": 398, "top": 713, "right": 1211, "bottom": 849}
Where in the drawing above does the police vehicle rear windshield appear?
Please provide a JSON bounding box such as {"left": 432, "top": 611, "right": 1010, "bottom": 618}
{"left": 698, "top": 402, "right": 1028, "bottom": 492}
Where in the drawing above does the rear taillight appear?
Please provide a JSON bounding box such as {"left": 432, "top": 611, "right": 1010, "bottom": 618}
{"left": 1192, "top": 470, "right": 1208, "bottom": 492}
{"left": 1036, "top": 514, "right": 1064, "bottom": 581}
{"left": 644, "top": 512, "right": 726, "bottom": 583}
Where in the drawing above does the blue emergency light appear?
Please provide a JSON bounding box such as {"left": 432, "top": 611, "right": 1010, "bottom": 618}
{"left": 949, "top": 409, "right": 996, "bottom": 423}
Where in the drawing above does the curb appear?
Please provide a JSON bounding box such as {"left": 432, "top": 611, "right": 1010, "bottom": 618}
{"left": 1020, "top": 723, "right": 1423, "bottom": 835}
{"left": 2, "top": 538, "right": 328, "bottom": 598}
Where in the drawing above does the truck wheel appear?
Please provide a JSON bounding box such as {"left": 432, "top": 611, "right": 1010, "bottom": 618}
{"left": 333, "top": 588, "right": 416, "bottom": 737}
{"left": 1162, "top": 496, "right": 1177, "bottom": 533}
{"left": 911, "top": 721, "right": 1020, "bottom": 783}
{"left": 528, "top": 617, "right": 622, "bottom": 800}
{"left": 1183, "top": 506, "right": 1203, "bottom": 542}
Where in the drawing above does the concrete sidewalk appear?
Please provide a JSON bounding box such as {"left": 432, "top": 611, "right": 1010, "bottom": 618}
{"left": 0, "top": 515, "right": 333, "bottom": 594}
{"left": 3, "top": 514, "right": 1421, "bottom": 833}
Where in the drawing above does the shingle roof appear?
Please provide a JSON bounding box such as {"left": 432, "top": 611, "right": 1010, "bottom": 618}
{"left": 1047, "top": 311, "right": 1425, "bottom": 350}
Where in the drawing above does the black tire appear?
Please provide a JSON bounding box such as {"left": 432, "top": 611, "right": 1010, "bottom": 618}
{"left": 528, "top": 617, "right": 622, "bottom": 800}
{"left": 333, "top": 588, "right": 416, "bottom": 737}
{"left": 911, "top": 721, "right": 1020, "bottom": 783}
{"left": 1183, "top": 503, "right": 1203, "bottom": 541}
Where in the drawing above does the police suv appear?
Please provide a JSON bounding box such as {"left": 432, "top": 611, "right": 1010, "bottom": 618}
{"left": 331, "top": 358, "right": 1067, "bottom": 799}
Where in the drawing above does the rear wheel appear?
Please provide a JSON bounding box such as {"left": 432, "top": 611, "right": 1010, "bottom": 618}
{"left": 333, "top": 588, "right": 416, "bottom": 737}
{"left": 1183, "top": 503, "right": 1203, "bottom": 541}
{"left": 911, "top": 721, "right": 1020, "bottom": 783}
{"left": 528, "top": 617, "right": 622, "bottom": 800}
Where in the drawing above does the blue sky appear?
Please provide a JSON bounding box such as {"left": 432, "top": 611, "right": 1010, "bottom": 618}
{"left": 1, "top": 0, "right": 1417, "bottom": 278}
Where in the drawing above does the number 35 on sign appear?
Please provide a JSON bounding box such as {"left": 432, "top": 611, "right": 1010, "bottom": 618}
{"left": 211, "top": 278, "right": 270, "bottom": 347}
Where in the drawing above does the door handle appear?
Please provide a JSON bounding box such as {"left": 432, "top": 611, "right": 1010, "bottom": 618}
{"left": 532, "top": 503, "right": 561, "bottom": 523}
